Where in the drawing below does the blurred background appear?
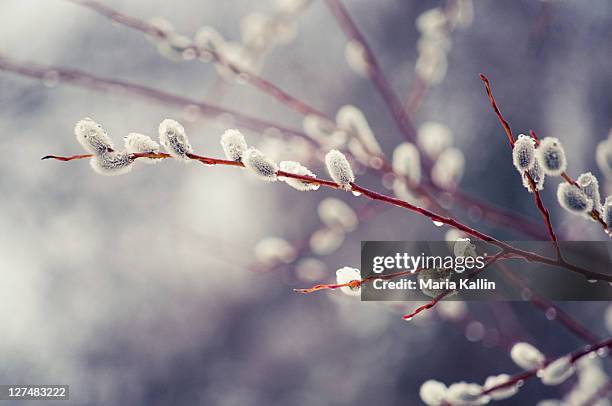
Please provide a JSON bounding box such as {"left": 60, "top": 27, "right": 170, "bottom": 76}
{"left": 1, "top": 0, "right": 611, "bottom": 404}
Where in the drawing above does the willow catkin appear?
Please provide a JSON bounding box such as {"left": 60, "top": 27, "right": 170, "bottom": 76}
{"left": 539, "top": 356, "right": 575, "bottom": 386}
{"left": 536, "top": 137, "right": 567, "bottom": 176}
{"left": 510, "top": 342, "right": 545, "bottom": 371}
{"left": 557, "top": 183, "right": 593, "bottom": 215}
{"left": 90, "top": 151, "right": 134, "bottom": 176}
{"left": 220, "top": 129, "right": 248, "bottom": 162}
{"left": 278, "top": 160, "right": 318, "bottom": 191}
{"left": 124, "top": 133, "right": 161, "bottom": 164}
{"left": 74, "top": 118, "right": 114, "bottom": 155}
{"left": 576, "top": 172, "right": 602, "bottom": 213}
{"left": 242, "top": 147, "right": 279, "bottom": 181}
{"left": 325, "top": 149, "right": 355, "bottom": 190}
{"left": 512, "top": 134, "right": 536, "bottom": 172}
{"left": 158, "top": 119, "right": 192, "bottom": 161}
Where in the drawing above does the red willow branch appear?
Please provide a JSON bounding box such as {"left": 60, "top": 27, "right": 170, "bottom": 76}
{"left": 294, "top": 267, "right": 418, "bottom": 294}
{"left": 62, "top": 1, "right": 455, "bottom": 217}
{"left": 480, "top": 74, "right": 608, "bottom": 233}
{"left": 323, "top": 0, "right": 417, "bottom": 143}
{"left": 481, "top": 337, "right": 612, "bottom": 397}
{"left": 1, "top": 55, "right": 547, "bottom": 240}
{"left": 402, "top": 252, "right": 507, "bottom": 320}
{"left": 480, "top": 74, "right": 569, "bottom": 259}
{"left": 42, "top": 151, "right": 612, "bottom": 282}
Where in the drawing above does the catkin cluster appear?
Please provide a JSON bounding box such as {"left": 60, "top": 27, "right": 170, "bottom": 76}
{"left": 420, "top": 340, "right": 608, "bottom": 405}
{"left": 510, "top": 133, "right": 611, "bottom": 230}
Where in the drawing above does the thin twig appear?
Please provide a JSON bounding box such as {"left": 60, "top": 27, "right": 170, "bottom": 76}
{"left": 480, "top": 74, "right": 609, "bottom": 233}
{"left": 402, "top": 252, "right": 506, "bottom": 320}
{"left": 499, "top": 264, "right": 600, "bottom": 344}
{"left": 43, "top": 151, "right": 612, "bottom": 282}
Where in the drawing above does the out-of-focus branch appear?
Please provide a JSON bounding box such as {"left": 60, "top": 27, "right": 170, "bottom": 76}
{"left": 480, "top": 74, "right": 608, "bottom": 233}
{"left": 323, "top": 0, "right": 417, "bottom": 143}
{"left": 0, "top": 54, "right": 312, "bottom": 142}
{"left": 67, "top": 0, "right": 332, "bottom": 120}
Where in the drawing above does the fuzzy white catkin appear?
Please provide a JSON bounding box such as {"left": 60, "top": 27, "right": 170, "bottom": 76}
{"left": 483, "top": 374, "right": 518, "bottom": 400}
{"left": 539, "top": 356, "right": 575, "bottom": 386}
{"left": 557, "top": 183, "right": 593, "bottom": 215}
{"left": 194, "top": 26, "right": 225, "bottom": 59}
{"left": 445, "top": 382, "right": 488, "bottom": 406}
{"left": 158, "top": 119, "right": 192, "bottom": 161}
{"left": 75, "top": 118, "right": 114, "bottom": 155}
{"left": 448, "top": 0, "right": 474, "bottom": 28}
{"left": 310, "top": 227, "right": 345, "bottom": 256}
{"left": 436, "top": 301, "right": 468, "bottom": 321}
{"left": 536, "top": 137, "right": 567, "bottom": 176}
{"left": 431, "top": 147, "right": 464, "bottom": 189}
{"left": 325, "top": 149, "right": 355, "bottom": 189}
{"left": 124, "top": 133, "right": 161, "bottom": 164}
{"left": 604, "top": 196, "right": 612, "bottom": 227}
{"left": 344, "top": 40, "right": 370, "bottom": 77}
{"left": 416, "top": 8, "right": 447, "bottom": 33}
{"left": 278, "top": 161, "right": 319, "bottom": 191}
{"left": 335, "top": 266, "right": 361, "bottom": 296}
{"left": 522, "top": 156, "right": 546, "bottom": 192}
{"left": 512, "top": 134, "right": 536, "bottom": 172}
{"left": 392, "top": 142, "right": 421, "bottom": 184}
{"left": 415, "top": 48, "right": 448, "bottom": 85}
{"left": 445, "top": 229, "right": 467, "bottom": 243}
{"left": 254, "top": 237, "right": 296, "bottom": 265}
{"left": 571, "top": 358, "right": 608, "bottom": 404}
{"left": 146, "top": 17, "right": 195, "bottom": 62}
{"left": 417, "top": 121, "right": 453, "bottom": 159}
{"left": 317, "top": 198, "right": 358, "bottom": 232}
{"left": 596, "top": 138, "right": 612, "bottom": 180}
{"left": 346, "top": 137, "right": 373, "bottom": 167}
{"left": 90, "top": 151, "right": 134, "bottom": 176}
{"left": 302, "top": 115, "right": 347, "bottom": 149}
{"left": 336, "top": 105, "right": 382, "bottom": 156}
{"left": 220, "top": 129, "right": 248, "bottom": 161}
{"left": 295, "top": 258, "right": 327, "bottom": 282}
{"left": 576, "top": 172, "right": 602, "bottom": 213}
{"left": 419, "top": 380, "right": 447, "bottom": 406}
{"left": 510, "top": 342, "right": 545, "bottom": 370}
{"left": 242, "top": 147, "right": 279, "bottom": 181}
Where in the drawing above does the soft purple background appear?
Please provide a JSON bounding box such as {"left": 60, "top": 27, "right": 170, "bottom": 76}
{"left": 0, "top": 0, "right": 611, "bottom": 404}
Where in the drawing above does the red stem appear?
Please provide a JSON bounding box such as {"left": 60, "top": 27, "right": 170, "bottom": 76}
{"left": 44, "top": 151, "right": 612, "bottom": 281}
